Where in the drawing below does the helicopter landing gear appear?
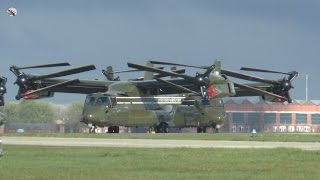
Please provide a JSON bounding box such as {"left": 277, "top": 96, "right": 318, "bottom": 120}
{"left": 89, "top": 125, "right": 97, "bottom": 133}
{"left": 197, "top": 127, "right": 207, "bottom": 133}
{"left": 148, "top": 127, "right": 155, "bottom": 133}
{"left": 155, "top": 122, "right": 169, "bottom": 133}
{"left": 108, "top": 126, "right": 119, "bottom": 133}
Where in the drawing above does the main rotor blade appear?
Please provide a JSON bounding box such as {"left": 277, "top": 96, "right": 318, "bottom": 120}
{"left": 128, "top": 62, "right": 195, "bottom": 81}
{"left": 0, "top": 96, "right": 4, "bottom": 106}
{"left": 172, "top": 68, "right": 186, "bottom": 74}
{"left": 155, "top": 78, "right": 201, "bottom": 95}
{"left": 288, "top": 71, "right": 299, "bottom": 81}
{"left": 149, "top": 60, "right": 209, "bottom": 69}
{"left": 21, "top": 79, "right": 80, "bottom": 97}
{"left": 240, "top": 67, "right": 291, "bottom": 75}
{"left": 17, "top": 62, "right": 71, "bottom": 70}
{"left": 113, "top": 67, "right": 165, "bottom": 74}
{"left": 112, "top": 69, "right": 141, "bottom": 74}
{"left": 221, "top": 69, "right": 278, "bottom": 85}
{"left": 154, "top": 69, "right": 186, "bottom": 79}
{"left": 29, "top": 65, "right": 96, "bottom": 81}
{"left": 284, "top": 91, "right": 293, "bottom": 103}
{"left": 202, "top": 65, "right": 215, "bottom": 77}
{"left": 234, "top": 82, "right": 287, "bottom": 101}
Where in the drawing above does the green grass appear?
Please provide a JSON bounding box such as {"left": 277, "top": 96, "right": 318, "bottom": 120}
{"left": 2, "top": 132, "right": 320, "bottom": 142}
{"left": 0, "top": 145, "right": 320, "bottom": 180}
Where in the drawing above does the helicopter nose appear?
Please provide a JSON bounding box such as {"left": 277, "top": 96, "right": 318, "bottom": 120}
{"left": 81, "top": 114, "right": 95, "bottom": 123}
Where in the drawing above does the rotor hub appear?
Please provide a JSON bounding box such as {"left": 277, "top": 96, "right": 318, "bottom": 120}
{"left": 16, "top": 74, "right": 29, "bottom": 88}
{"left": 196, "top": 75, "right": 210, "bottom": 86}
{"left": 0, "top": 86, "right": 6, "bottom": 95}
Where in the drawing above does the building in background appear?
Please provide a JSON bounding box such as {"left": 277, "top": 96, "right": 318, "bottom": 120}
{"left": 223, "top": 99, "right": 320, "bottom": 133}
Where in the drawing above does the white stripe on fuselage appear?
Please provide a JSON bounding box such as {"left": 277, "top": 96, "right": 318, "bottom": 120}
{"left": 116, "top": 96, "right": 188, "bottom": 105}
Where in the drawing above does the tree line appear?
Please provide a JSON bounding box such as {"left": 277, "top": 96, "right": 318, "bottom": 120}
{"left": 0, "top": 101, "right": 84, "bottom": 132}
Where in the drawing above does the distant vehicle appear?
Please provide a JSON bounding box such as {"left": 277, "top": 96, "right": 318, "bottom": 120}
{"left": 17, "top": 129, "right": 25, "bottom": 133}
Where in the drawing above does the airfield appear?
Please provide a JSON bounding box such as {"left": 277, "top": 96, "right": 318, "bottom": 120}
{"left": 1, "top": 133, "right": 320, "bottom": 180}
{"left": 2, "top": 136, "right": 320, "bottom": 150}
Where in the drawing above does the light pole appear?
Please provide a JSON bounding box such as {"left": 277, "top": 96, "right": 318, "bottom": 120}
{"left": 306, "top": 74, "right": 309, "bottom": 101}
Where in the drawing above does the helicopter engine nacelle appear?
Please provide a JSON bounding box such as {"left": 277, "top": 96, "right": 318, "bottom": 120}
{"left": 208, "top": 73, "right": 236, "bottom": 98}
{"left": 108, "top": 81, "right": 140, "bottom": 96}
{"left": 23, "top": 90, "right": 55, "bottom": 100}
{"left": 261, "top": 95, "right": 286, "bottom": 103}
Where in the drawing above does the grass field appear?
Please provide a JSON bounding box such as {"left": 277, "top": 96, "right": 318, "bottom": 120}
{"left": 2, "top": 132, "right": 320, "bottom": 142}
{"left": 0, "top": 145, "right": 319, "bottom": 180}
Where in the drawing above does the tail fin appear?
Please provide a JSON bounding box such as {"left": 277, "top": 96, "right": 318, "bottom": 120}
{"left": 214, "top": 59, "right": 221, "bottom": 73}
{"left": 144, "top": 61, "right": 155, "bottom": 80}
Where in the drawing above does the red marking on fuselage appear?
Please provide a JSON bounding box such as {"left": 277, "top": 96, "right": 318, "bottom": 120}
{"left": 207, "top": 86, "right": 217, "bottom": 100}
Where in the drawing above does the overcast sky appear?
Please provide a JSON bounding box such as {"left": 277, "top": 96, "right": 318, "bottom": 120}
{"left": 0, "top": 0, "right": 319, "bottom": 104}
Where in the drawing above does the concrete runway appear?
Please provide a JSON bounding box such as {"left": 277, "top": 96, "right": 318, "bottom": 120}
{"left": 2, "top": 137, "right": 320, "bottom": 150}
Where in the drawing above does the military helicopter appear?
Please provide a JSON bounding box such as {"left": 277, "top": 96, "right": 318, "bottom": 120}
{"left": 235, "top": 67, "right": 298, "bottom": 103}
{"left": 0, "top": 76, "right": 7, "bottom": 126}
{"left": 9, "top": 62, "right": 112, "bottom": 100}
{"left": 0, "top": 76, "right": 7, "bottom": 106}
{"left": 10, "top": 60, "right": 297, "bottom": 133}
{"left": 81, "top": 60, "right": 234, "bottom": 133}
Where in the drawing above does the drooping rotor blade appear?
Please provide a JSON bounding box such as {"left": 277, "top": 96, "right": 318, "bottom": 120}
{"left": 155, "top": 69, "right": 186, "bottom": 79}
{"left": 0, "top": 96, "right": 4, "bottom": 106}
{"left": 240, "top": 67, "right": 291, "bottom": 75}
{"left": 16, "top": 62, "right": 70, "bottom": 70}
{"left": 129, "top": 69, "right": 186, "bottom": 80}
{"left": 29, "top": 65, "right": 96, "bottom": 81}
{"left": 221, "top": 69, "right": 278, "bottom": 85}
{"left": 149, "top": 60, "right": 209, "bottom": 69}
{"left": 112, "top": 69, "right": 141, "bottom": 74}
{"left": 287, "top": 71, "right": 299, "bottom": 81}
{"left": 172, "top": 68, "right": 186, "bottom": 74}
{"left": 285, "top": 91, "right": 293, "bottom": 103}
{"left": 21, "top": 79, "right": 80, "bottom": 98}
{"left": 202, "top": 65, "right": 215, "bottom": 77}
{"left": 128, "top": 62, "right": 196, "bottom": 81}
{"left": 234, "top": 82, "right": 287, "bottom": 102}
{"left": 155, "top": 78, "right": 201, "bottom": 95}
{"left": 112, "top": 67, "right": 165, "bottom": 74}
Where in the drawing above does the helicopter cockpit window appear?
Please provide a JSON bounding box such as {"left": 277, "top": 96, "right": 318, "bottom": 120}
{"left": 95, "top": 97, "right": 111, "bottom": 107}
{"left": 85, "top": 96, "right": 96, "bottom": 106}
{"left": 111, "top": 97, "right": 117, "bottom": 107}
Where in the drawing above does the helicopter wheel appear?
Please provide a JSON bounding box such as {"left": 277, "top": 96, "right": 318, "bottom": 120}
{"left": 164, "top": 124, "right": 169, "bottom": 133}
{"left": 155, "top": 126, "right": 160, "bottom": 133}
{"left": 89, "top": 125, "right": 97, "bottom": 133}
{"left": 202, "top": 127, "right": 207, "bottom": 133}
{"left": 197, "top": 127, "right": 207, "bottom": 133}
{"left": 114, "top": 126, "right": 119, "bottom": 133}
{"left": 108, "top": 126, "right": 120, "bottom": 133}
{"left": 155, "top": 123, "right": 169, "bottom": 133}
